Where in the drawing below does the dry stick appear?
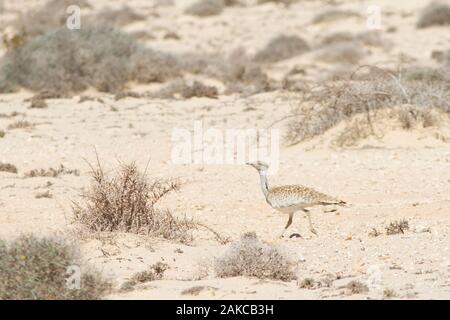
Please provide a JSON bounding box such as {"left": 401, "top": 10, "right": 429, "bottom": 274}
{"left": 196, "top": 222, "right": 230, "bottom": 244}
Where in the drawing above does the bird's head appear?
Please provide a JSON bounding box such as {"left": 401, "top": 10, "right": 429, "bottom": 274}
{"left": 246, "top": 161, "right": 270, "bottom": 172}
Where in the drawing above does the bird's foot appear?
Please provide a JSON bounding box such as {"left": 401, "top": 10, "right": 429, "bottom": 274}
{"left": 289, "top": 233, "right": 302, "bottom": 239}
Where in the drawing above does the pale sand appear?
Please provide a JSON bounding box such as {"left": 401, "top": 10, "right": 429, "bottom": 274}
{"left": 0, "top": 0, "right": 449, "bottom": 299}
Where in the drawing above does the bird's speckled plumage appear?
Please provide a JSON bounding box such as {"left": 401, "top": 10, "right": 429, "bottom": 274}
{"left": 267, "top": 184, "right": 345, "bottom": 209}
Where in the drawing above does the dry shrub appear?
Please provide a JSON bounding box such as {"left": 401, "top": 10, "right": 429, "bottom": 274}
{"left": 73, "top": 161, "right": 195, "bottom": 243}
{"left": 7, "top": 120, "right": 34, "bottom": 130}
{"left": 0, "top": 27, "right": 179, "bottom": 95}
{"left": 181, "top": 285, "right": 218, "bottom": 296}
{"left": 214, "top": 232, "right": 296, "bottom": 281}
{"left": 320, "top": 31, "right": 387, "bottom": 49}
{"left": 257, "top": 0, "right": 296, "bottom": 5}
{"left": 344, "top": 280, "right": 368, "bottom": 295}
{"left": 12, "top": 0, "right": 91, "bottom": 44}
{"left": 185, "top": 0, "right": 224, "bottom": 17}
{"left": 86, "top": 6, "right": 145, "bottom": 27}
{"left": 0, "top": 130, "right": 5, "bottom": 138}
{"left": 0, "top": 162, "right": 18, "bottom": 174}
{"left": 254, "top": 35, "right": 310, "bottom": 63}
{"left": 286, "top": 66, "right": 450, "bottom": 144}
{"left": 312, "top": 9, "right": 361, "bottom": 24}
{"left": 153, "top": 79, "right": 218, "bottom": 99}
{"left": 417, "top": 2, "right": 450, "bottom": 28}
{"left": 120, "top": 262, "right": 169, "bottom": 291}
{"left": 25, "top": 165, "right": 80, "bottom": 178}
{"left": 386, "top": 219, "right": 409, "bottom": 235}
{"left": 316, "top": 41, "right": 365, "bottom": 64}
{"left": 0, "top": 234, "right": 110, "bottom": 300}
{"left": 29, "top": 98, "right": 48, "bottom": 109}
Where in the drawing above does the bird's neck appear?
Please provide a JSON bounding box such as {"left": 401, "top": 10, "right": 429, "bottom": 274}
{"left": 259, "top": 171, "right": 269, "bottom": 198}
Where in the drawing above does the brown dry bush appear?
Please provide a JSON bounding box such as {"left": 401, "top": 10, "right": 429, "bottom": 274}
{"left": 316, "top": 41, "right": 365, "bottom": 64}
{"left": 12, "top": 0, "right": 91, "bottom": 44}
{"left": 0, "top": 27, "right": 179, "bottom": 95}
{"left": 7, "top": 120, "right": 34, "bottom": 130}
{"left": 254, "top": 35, "right": 310, "bottom": 63}
{"left": 214, "top": 232, "right": 296, "bottom": 281}
{"left": 152, "top": 79, "right": 218, "bottom": 99}
{"left": 25, "top": 165, "right": 80, "bottom": 178}
{"left": 86, "top": 6, "right": 145, "bottom": 27}
{"left": 120, "top": 262, "right": 169, "bottom": 291}
{"left": 344, "top": 280, "right": 369, "bottom": 295}
{"left": 0, "top": 162, "right": 18, "bottom": 174}
{"left": 417, "top": 2, "right": 450, "bottom": 28}
{"left": 0, "top": 234, "right": 110, "bottom": 300}
{"left": 185, "top": 0, "right": 224, "bottom": 17}
{"left": 73, "top": 161, "right": 196, "bottom": 243}
{"left": 286, "top": 66, "right": 450, "bottom": 145}
{"left": 386, "top": 219, "right": 409, "bottom": 235}
{"left": 0, "top": 130, "right": 5, "bottom": 138}
{"left": 312, "top": 9, "right": 361, "bottom": 24}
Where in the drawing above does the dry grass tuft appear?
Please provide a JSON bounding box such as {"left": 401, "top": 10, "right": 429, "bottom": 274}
{"left": 120, "top": 262, "right": 169, "bottom": 291}
{"left": 386, "top": 219, "right": 409, "bottom": 235}
{"left": 73, "top": 160, "right": 196, "bottom": 243}
{"left": 35, "top": 190, "right": 53, "bottom": 199}
{"left": 0, "top": 130, "right": 5, "bottom": 138}
{"left": 87, "top": 6, "right": 145, "bottom": 27}
{"left": 345, "top": 280, "right": 369, "bottom": 295}
{"left": 153, "top": 79, "right": 218, "bottom": 99}
{"left": 25, "top": 165, "right": 80, "bottom": 178}
{"left": 185, "top": 0, "right": 224, "bottom": 17}
{"left": 214, "top": 232, "right": 296, "bottom": 281}
{"left": 417, "top": 2, "right": 450, "bottom": 28}
{"left": 316, "top": 41, "right": 365, "bottom": 64}
{"left": 11, "top": 0, "right": 91, "bottom": 44}
{"left": 0, "top": 234, "right": 110, "bottom": 300}
{"left": 0, "top": 27, "right": 179, "bottom": 95}
{"left": 312, "top": 9, "right": 361, "bottom": 24}
{"left": 254, "top": 35, "right": 310, "bottom": 63}
{"left": 0, "top": 162, "right": 18, "bottom": 174}
{"left": 7, "top": 120, "right": 34, "bottom": 130}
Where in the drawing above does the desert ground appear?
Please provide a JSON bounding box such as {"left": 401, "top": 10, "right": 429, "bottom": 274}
{"left": 0, "top": 0, "right": 449, "bottom": 299}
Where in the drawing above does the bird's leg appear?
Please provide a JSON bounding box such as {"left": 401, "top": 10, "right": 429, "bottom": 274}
{"left": 279, "top": 212, "right": 293, "bottom": 238}
{"left": 304, "top": 209, "right": 318, "bottom": 236}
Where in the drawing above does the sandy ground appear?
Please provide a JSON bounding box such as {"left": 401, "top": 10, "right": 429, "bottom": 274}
{"left": 0, "top": 0, "right": 449, "bottom": 299}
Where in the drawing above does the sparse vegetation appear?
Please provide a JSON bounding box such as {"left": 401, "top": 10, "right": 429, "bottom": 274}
{"left": 25, "top": 165, "right": 80, "bottom": 178}
{"left": 214, "top": 232, "right": 296, "bottom": 281}
{"left": 87, "top": 6, "right": 145, "bottom": 27}
{"left": 286, "top": 66, "right": 450, "bottom": 145}
{"left": 0, "top": 27, "right": 179, "bottom": 95}
{"left": 120, "top": 262, "right": 169, "bottom": 291}
{"left": 316, "top": 41, "right": 365, "bottom": 64}
{"left": 153, "top": 79, "right": 218, "bottom": 99}
{"left": 0, "top": 130, "right": 5, "bottom": 138}
{"left": 7, "top": 120, "right": 34, "bottom": 130}
{"left": 386, "top": 219, "right": 409, "bottom": 235}
{"left": 0, "top": 162, "right": 18, "bottom": 174}
{"left": 73, "top": 160, "right": 196, "bottom": 243}
{"left": 299, "top": 277, "right": 316, "bottom": 289}
{"left": 254, "top": 35, "right": 310, "bottom": 63}
{"left": 29, "top": 98, "right": 48, "bottom": 109}
{"left": 383, "top": 288, "right": 397, "bottom": 298}
{"left": 312, "top": 9, "right": 361, "bottom": 24}
{"left": 345, "top": 280, "right": 369, "bottom": 295}
{"left": 185, "top": 0, "right": 224, "bottom": 17}
{"left": 0, "top": 234, "right": 110, "bottom": 300}
{"left": 417, "top": 2, "right": 450, "bottom": 28}
{"left": 35, "top": 191, "right": 53, "bottom": 199}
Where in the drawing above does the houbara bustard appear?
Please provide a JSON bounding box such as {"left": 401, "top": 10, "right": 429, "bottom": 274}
{"left": 247, "top": 161, "right": 346, "bottom": 238}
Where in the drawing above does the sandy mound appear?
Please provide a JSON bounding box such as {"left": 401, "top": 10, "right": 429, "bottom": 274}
{"left": 303, "top": 106, "right": 450, "bottom": 150}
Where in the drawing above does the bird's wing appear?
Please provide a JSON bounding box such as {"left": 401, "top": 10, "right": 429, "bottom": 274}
{"left": 267, "top": 185, "right": 345, "bottom": 208}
